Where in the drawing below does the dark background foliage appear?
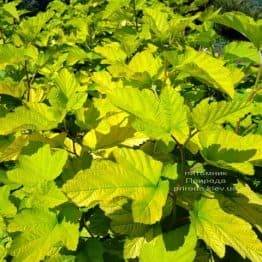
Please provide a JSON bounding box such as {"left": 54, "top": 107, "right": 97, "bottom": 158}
{"left": 18, "top": 0, "right": 262, "bottom": 18}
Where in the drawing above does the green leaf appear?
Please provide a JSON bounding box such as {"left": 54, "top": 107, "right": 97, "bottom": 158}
{"left": 0, "top": 186, "right": 16, "bottom": 218}
{"left": 49, "top": 69, "right": 87, "bottom": 111}
{"left": 8, "top": 209, "right": 79, "bottom": 262}
{"left": 124, "top": 237, "right": 146, "bottom": 259}
{"left": 16, "top": 181, "right": 67, "bottom": 209}
{"left": 91, "top": 71, "right": 114, "bottom": 93}
{"left": 192, "top": 97, "right": 253, "bottom": 130}
{"left": 101, "top": 198, "right": 151, "bottom": 236}
{"left": 218, "top": 182, "right": 262, "bottom": 232}
{"left": 235, "top": 181, "right": 262, "bottom": 204}
{"left": 107, "top": 48, "right": 163, "bottom": 81}
{"left": 45, "top": 254, "right": 75, "bottom": 262}
{"left": 0, "top": 241, "right": 7, "bottom": 261}
{"left": 176, "top": 48, "right": 236, "bottom": 97}
{"left": 161, "top": 163, "right": 179, "bottom": 180}
{"left": 0, "top": 103, "right": 63, "bottom": 135}
{"left": 66, "top": 46, "right": 98, "bottom": 65}
{"left": 76, "top": 239, "right": 104, "bottom": 262}
{"left": 2, "top": 2, "right": 19, "bottom": 21}
{"left": 108, "top": 85, "right": 190, "bottom": 144}
{"left": 0, "top": 216, "right": 11, "bottom": 261}
{"left": 0, "top": 78, "right": 25, "bottom": 98}
{"left": 144, "top": 7, "right": 170, "bottom": 37}
{"left": 213, "top": 12, "right": 262, "bottom": 49}
{"left": 76, "top": 96, "right": 120, "bottom": 129}
{"left": 127, "top": 49, "right": 162, "bottom": 78}
{"left": 0, "top": 135, "right": 28, "bottom": 163}
{"left": 87, "top": 208, "right": 110, "bottom": 236}
{"left": 94, "top": 42, "right": 127, "bottom": 64}
{"left": 0, "top": 44, "right": 38, "bottom": 68}
{"left": 199, "top": 129, "right": 262, "bottom": 175}
{"left": 190, "top": 197, "right": 262, "bottom": 262}
{"left": 194, "top": 247, "right": 211, "bottom": 262}
{"left": 0, "top": 3, "right": 261, "bottom": 262}
{"left": 102, "top": 0, "right": 130, "bottom": 19}
{"left": 17, "top": 11, "right": 54, "bottom": 42}
{"left": 144, "top": 7, "right": 195, "bottom": 40}
{"left": 83, "top": 110, "right": 147, "bottom": 150}
{"left": 223, "top": 41, "right": 259, "bottom": 63}
{"left": 139, "top": 225, "right": 197, "bottom": 262}
{"left": 7, "top": 144, "right": 68, "bottom": 185}
{"left": 63, "top": 148, "right": 169, "bottom": 224}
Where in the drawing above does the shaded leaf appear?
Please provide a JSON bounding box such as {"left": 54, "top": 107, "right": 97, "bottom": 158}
{"left": 214, "top": 12, "right": 262, "bottom": 49}
{"left": 140, "top": 225, "right": 197, "bottom": 262}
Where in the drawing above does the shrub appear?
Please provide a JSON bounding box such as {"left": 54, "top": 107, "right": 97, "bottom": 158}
{"left": 0, "top": 0, "right": 261, "bottom": 261}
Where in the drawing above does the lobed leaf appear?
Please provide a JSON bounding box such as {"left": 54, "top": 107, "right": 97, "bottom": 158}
{"left": 190, "top": 198, "right": 262, "bottom": 262}
{"left": 213, "top": 12, "right": 262, "bottom": 49}
{"left": 8, "top": 209, "right": 79, "bottom": 262}
{"left": 108, "top": 85, "right": 190, "bottom": 144}
{"left": 175, "top": 48, "right": 237, "bottom": 97}
{"left": 63, "top": 148, "right": 170, "bottom": 224}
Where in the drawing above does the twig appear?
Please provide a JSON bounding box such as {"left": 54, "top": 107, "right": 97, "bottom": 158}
{"left": 63, "top": 118, "right": 68, "bottom": 133}
{"left": 242, "top": 123, "right": 256, "bottom": 135}
{"left": 132, "top": 0, "right": 138, "bottom": 31}
{"left": 65, "top": 148, "right": 78, "bottom": 156}
{"left": 10, "top": 185, "right": 23, "bottom": 193}
{"left": 184, "top": 129, "right": 199, "bottom": 145}
{"left": 24, "top": 60, "right": 31, "bottom": 101}
{"left": 248, "top": 50, "right": 262, "bottom": 101}
{"left": 235, "top": 119, "right": 241, "bottom": 134}
{"left": 72, "top": 139, "right": 78, "bottom": 156}
{"left": 80, "top": 212, "right": 94, "bottom": 238}
{"left": 166, "top": 192, "right": 177, "bottom": 229}
{"left": 172, "top": 135, "right": 185, "bottom": 176}
{"left": 0, "top": 29, "right": 6, "bottom": 44}
{"left": 178, "top": 143, "right": 185, "bottom": 175}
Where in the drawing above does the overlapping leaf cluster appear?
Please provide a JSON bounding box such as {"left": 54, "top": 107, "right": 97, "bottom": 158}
{"left": 0, "top": 0, "right": 261, "bottom": 261}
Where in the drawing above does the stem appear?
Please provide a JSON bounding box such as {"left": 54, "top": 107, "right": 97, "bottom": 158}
{"left": 169, "top": 130, "right": 201, "bottom": 227}
{"left": 166, "top": 192, "right": 177, "bottom": 230}
{"left": 184, "top": 129, "right": 198, "bottom": 145}
{"left": 65, "top": 149, "right": 78, "bottom": 156}
{"left": 235, "top": 119, "right": 241, "bottom": 134}
{"left": 24, "top": 60, "right": 31, "bottom": 101}
{"left": 63, "top": 118, "right": 68, "bottom": 133}
{"left": 0, "top": 29, "right": 5, "bottom": 44}
{"left": 242, "top": 123, "right": 256, "bottom": 135}
{"left": 10, "top": 185, "right": 23, "bottom": 193}
{"left": 208, "top": 246, "right": 215, "bottom": 262}
{"left": 254, "top": 50, "right": 262, "bottom": 86}
{"left": 178, "top": 143, "right": 185, "bottom": 175}
{"left": 248, "top": 50, "right": 262, "bottom": 101}
{"left": 72, "top": 140, "right": 79, "bottom": 156}
{"left": 166, "top": 135, "right": 190, "bottom": 229}
{"left": 80, "top": 212, "right": 94, "bottom": 237}
{"left": 172, "top": 135, "right": 185, "bottom": 176}
{"left": 132, "top": 0, "right": 138, "bottom": 31}
{"left": 211, "top": 45, "right": 215, "bottom": 57}
{"left": 163, "top": 58, "right": 168, "bottom": 81}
